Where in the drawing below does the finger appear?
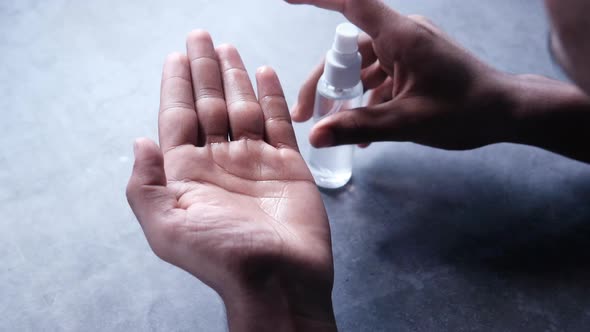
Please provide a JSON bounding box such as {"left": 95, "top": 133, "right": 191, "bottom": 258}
{"left": 292, "top": 33, "right": 377, "bottom": 123}
{"left": 256, "top": 66, "right": 299, "bottom": 151}
{"left": 361, "top": 61, "right": 388, "bottom": 91}
{"left": 126, "top": 138, "right": 178, "bottom": 226}
{"left": 359, "top": 32, "right": 378, "bottom": 68}
{"left": 159, "top": 53, "right": 198, "bottom": 152}
{"left": 367, "top": 77, "right": 393, "bottom": 106}
{"left": 216, "top": 44, "right": 264, "bottom": 140}
{"left": 186, "top": 30, "right": 229, "bottom": 145}
{"left": 284, "top": 0, "right": 401, "bottom": 38}
{"left": 309, "top": 100, "right": 405, "bottom": 147}
{"left": 292, "top": 60, "right": 324, "bottom": 122}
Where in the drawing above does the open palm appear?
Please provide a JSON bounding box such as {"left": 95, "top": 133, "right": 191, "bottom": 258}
{"left": 126, "top": 31, "right": 334, "bottom": 322}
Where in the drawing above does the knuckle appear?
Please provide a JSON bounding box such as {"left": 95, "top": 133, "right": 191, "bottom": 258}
{"left": 195, "top": 86, "right": 224, "bottom": 100}
{"left": 398, "top": 21, "right": 437, "bottom": 59}
{"left": 260, "top": 94, "right": 286, "bottom": 105}
{"left": 339, "top": 111, "right": 365, "bottom": 132}
{"left": 266, "top": 114, "right": 292, "bottom": 126}
{"left": 159, "top": 101, "right": 194, "bottom": 114}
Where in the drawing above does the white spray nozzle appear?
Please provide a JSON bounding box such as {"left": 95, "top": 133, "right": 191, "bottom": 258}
{"left": 323, "top": 22, "right": 362, "bottom": 89}
{"left": 333, "top": 23, "right": 359, "bottom": 54}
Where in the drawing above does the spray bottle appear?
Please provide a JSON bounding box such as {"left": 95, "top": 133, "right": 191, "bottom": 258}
{"left": 308, "top": 23, "right": 363, "bottom": 189}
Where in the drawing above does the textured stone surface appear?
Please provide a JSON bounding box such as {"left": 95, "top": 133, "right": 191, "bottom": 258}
{"left": 1, "top": 0, "right": 590, "bottom": 331}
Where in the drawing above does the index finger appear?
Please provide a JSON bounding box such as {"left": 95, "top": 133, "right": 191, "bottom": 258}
{"left": 284, "top": 0, "right": 400, "bottom": 38}
{"left": 158, "top": 53, "right": 198, "bottom": 152}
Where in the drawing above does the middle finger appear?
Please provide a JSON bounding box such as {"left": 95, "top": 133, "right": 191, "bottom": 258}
{"left": 187, "top": 30, "right": 229, "bottom": 145}
{"left": 216, "top": 45, "right": 264, "bottom": 141}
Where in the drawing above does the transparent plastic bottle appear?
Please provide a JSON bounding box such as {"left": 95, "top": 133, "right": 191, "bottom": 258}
{"left": 308, "top": 79, "right": 363, "bottom": 188}
{"left": 308, "top": 23, "right": 363, "bottom": 189}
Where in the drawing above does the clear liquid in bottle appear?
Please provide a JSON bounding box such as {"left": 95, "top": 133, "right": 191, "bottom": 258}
{"left": 308, "top": 79, "right": 363, "bottom": 189}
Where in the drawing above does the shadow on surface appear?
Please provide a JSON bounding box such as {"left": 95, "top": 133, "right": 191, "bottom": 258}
{"left": 363, "top": 145, "right": 590, "bottom": 278}
{"left": 324, "top": 144, "right": 590, "bottom": 331}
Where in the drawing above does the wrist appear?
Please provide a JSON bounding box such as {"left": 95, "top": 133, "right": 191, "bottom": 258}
{"left": 220, "top": 276, "right": 337, "bottom": 332}
{"left": 503, "top": 73, "right": 590, "bottom": 160}
{"left": 464, "top": 69, "right": 522, "bottom": 146}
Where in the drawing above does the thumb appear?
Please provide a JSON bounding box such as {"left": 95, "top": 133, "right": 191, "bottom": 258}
{"left": 309, "top": 101, "right": 406, "bottom": 147}
{"left": 126, "top": 138, "right": 177, "bottom": 225}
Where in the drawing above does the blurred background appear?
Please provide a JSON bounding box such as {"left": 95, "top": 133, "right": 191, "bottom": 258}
{"left": 2, "top": 0, "right": 590, "bottom": 331}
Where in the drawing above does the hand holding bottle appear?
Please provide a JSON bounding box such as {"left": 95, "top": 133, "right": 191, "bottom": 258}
{"left": 308, "top": 23, "right": 364, "bottom": 189}
{"left": 288, "top": 0, "right": 518, "bottom": 150}
{"left": 286, "top": 0, "right": 590, "bottom": 163}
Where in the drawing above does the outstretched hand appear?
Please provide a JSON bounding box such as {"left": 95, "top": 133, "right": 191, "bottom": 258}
{"left": 287, "top": 0, "right": 590, "bottom": 163}
{"left": 288, "top": 0, "right": 518, "bottom": 150}
{"left": 127, "top": 31, "right": 336, "bottom": 331}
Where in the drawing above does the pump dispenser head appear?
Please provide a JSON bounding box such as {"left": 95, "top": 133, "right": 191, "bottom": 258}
{"left": 323, "top": 22, "right": 362, "bottom": 90}
{"left": 333, "top": 23, "right": 359, "bottom": 54}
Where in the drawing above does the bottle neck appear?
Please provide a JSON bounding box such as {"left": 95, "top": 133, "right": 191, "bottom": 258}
{"left": 318, "top": 76, "right": 362, "bottom": 98}
{"left": 323, "top": 48, "right": 362, "bottom": 90}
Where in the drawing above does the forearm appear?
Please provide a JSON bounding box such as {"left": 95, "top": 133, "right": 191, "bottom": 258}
{"left": 503, "top": 73, "right": 590, "bottom": 162}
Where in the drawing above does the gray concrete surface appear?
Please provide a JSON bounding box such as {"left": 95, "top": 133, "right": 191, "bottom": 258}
{"left": 2, "top": 0, "right": 590, "bottom": 331}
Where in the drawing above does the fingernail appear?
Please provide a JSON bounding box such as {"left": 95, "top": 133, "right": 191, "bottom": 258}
{"left": 314, "top": 131, "right": 334, "bottom": 148}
